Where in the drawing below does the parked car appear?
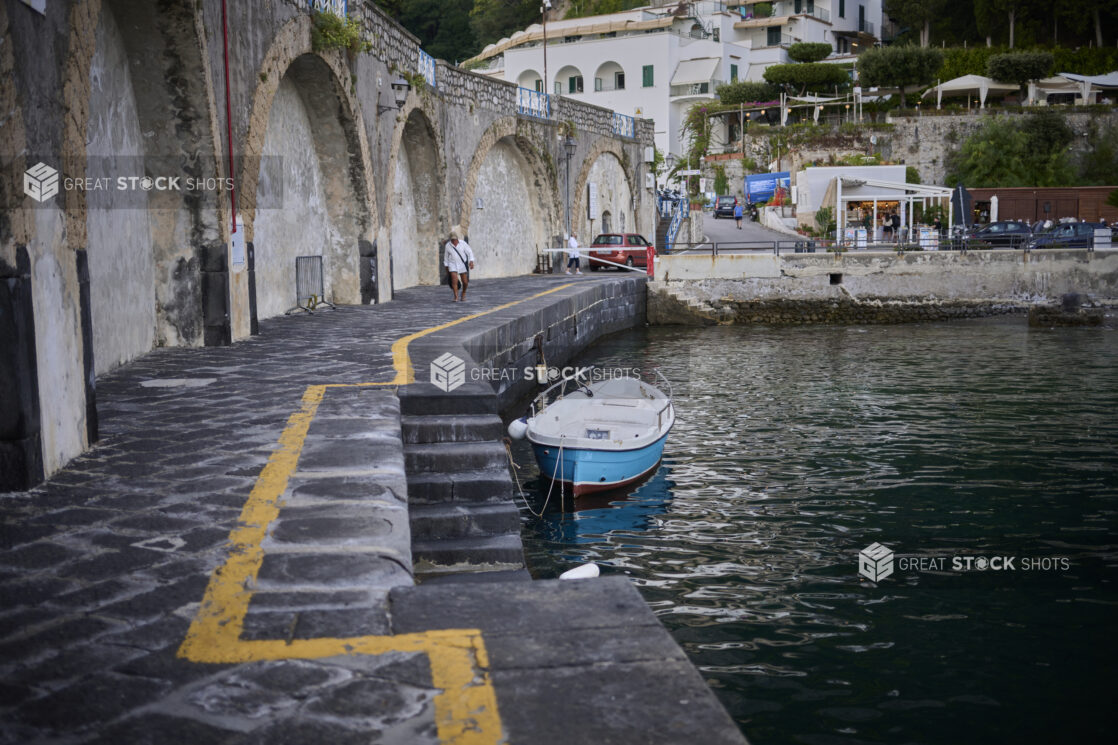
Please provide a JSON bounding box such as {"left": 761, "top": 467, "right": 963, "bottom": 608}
{"left": 964, "top": 220, "right": 1032, "bottom": 248}
{"left": 713, "top": 195, "right": 737, "bottom": 219}
{"left": 1025, "top": 221, "right": 1109, "bottom": 250}
{"left": 588, "top": 233, "right": 654, "bottom": 270}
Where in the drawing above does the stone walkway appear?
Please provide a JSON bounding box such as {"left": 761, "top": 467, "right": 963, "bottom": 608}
{"left": 0, "top": 274, "right": 748, "bottom": 745}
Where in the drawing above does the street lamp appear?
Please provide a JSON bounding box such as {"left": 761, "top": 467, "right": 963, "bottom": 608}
{"left": 563, "top": 135, "right": 577, "bottom": 236}
{"left": 378, "top": 76, "right": 411, "bottom": 114}
{"left": 541, "top": 1, "right": 552, "bottom": 95}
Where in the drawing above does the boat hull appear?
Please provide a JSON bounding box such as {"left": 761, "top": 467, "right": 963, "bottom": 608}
{"left": 531, "top": 431, "right": 669, "bottom": 497}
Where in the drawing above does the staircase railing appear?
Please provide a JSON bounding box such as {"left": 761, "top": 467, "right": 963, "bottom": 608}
{"left": 665, "top": 198, "right": 689, "bottom": 254}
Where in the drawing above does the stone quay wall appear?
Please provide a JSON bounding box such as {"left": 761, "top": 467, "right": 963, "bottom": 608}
{"left": 649, "top": 248, "right": 1118, "bottom": 325}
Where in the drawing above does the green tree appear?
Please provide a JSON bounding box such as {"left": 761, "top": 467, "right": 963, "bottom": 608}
{"left": 884, "top": 0, "right": 948, "bottom": 47}
{"left": 787, "top": 42, "right": 832, "bottom": 64}
{"left": 987, "top": 51, "right": 1053, "bottom": 101}
{"left": 1079, "top": 123, "right": 1118, "bottom": 187}
{"left": 857, "top": 45, "right": 943, "bottom": 107}
{"left": 713, "top": 165, "right": 729, "bottom": 196}
{"left": 469, "top": 0, "right": 539, "bottom": 48}
{"left": 763, "top": 63, "right": 849, "bottom": 96}
{"left": 716, "top": 80, "right": 780, "bottom": 105}
{"left": 945, "top": 112, "right": 1076, "bottom": 188}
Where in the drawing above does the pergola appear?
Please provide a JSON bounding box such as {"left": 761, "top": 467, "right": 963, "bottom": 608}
{"left": 824, "top": 177, "right": 954, "bottom": 239}
{"left": 922, "top": 74, "right": 1018, "bottom": 109}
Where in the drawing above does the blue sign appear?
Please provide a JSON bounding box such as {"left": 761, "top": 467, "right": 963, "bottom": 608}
{"left": 744, "top": 171, "right": 790, "bottom": 205}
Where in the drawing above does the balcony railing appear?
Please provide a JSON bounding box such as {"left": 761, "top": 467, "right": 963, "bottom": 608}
{"left": 517, "top": 87, "right": 551, "bottom": 120}
{"left": 860, "top": 19, "right": 875, "bottom": 35}
{"left": 612, "top": 112, "right": 635, "bottom": 138}
{"left": 418, "top": 49, "right": 436, "bottom": 90}
{"left": 670, "top": 79, "right": 723, "bottom": 98}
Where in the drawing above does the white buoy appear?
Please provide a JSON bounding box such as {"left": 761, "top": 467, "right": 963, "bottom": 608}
{"left": 559, "top": 563, "right": 600, "bottom": 580}
{"left": 507, "top": 417, "right": 528, "bottom": 440}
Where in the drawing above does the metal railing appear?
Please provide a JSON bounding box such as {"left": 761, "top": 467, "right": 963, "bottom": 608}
{"left": 418, "top": 49, "right": 436, "bottom": 90}
{"left": 668, "top": 233, "right": 1115, "bottom": 255}
{"left": 612, "top": 112, "right": 635, "bottom": 138}
{"left": 665, "top": 198, "right": 689, "bottom": 253}
{"left": 517, "top": 86, "right": 551, "bottom": 120}
{"left": 670, "top": 80, "right": 724, "bottom": 97}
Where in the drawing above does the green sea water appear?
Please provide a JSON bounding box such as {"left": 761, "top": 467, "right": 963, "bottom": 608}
{"left": 515, "top": 317, "right": 1118, "bottom": 745}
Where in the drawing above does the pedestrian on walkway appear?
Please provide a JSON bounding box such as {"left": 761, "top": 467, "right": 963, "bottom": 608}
{"left": 733, "top": 202, "right": 744, "bottom": 229}
{"left": 565, "top": 231, "right": 582, "bottom": 275}
{"left": 444, "top": 226, "right": 475, "bottom": 302}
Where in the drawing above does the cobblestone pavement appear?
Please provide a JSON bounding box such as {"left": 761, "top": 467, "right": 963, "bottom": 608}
{"left": 1, "top": 272, "right": 747, "bottom": 745}
{"left": 0, "top": 276, "right": 586, "bottom": 744}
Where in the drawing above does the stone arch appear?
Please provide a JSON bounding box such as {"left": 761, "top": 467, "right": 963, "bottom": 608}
{"left": 516, "top": 68, "right": 543, "bottom": 91}
{"left": 241, "top": 15, "right": 376, "bottom": 319}
{"left": 593, "top": 61, "right": 625, "bottom": 92}
{"left": 384, "top": 102, "right": 445, "bottom": 289}
{"left": 459, "top": 117, "right": 560, "bottom": 278}
{"left": 555, "top": 64, "right": 585, "bottom": 95}
{"left": 571, "top": 138, "right": 638, "bottom": 239}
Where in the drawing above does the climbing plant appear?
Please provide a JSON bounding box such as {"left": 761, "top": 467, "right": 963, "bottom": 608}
{"left": 311, "top": 10, "right": 373, "bottom": 55}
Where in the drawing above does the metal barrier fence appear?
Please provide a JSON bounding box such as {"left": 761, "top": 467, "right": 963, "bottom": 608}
{"left": 517, "top": 87, "right": 550, "bottom": 120}
{"left": 612, "top": 112, "right": 635, "bottom": 139}
{"left": 418, "top": 49, "right": 436, "bottom": 90}
{"left": 669, "top": 234, "right": 1112, "bottom": 255}
{"left": 285, "top": 255, "right": 336, "bottom": 314}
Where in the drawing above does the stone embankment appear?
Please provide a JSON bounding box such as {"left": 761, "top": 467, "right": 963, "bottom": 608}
{"left": 648, "top": 248, "right": 1118, "bottom": 325}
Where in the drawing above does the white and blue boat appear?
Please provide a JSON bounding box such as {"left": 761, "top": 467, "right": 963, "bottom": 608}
{"left": 508, "top": 372, "right": 675, "bottom": 497}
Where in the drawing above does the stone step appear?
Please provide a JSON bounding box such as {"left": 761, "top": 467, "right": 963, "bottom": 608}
{"left": 409, "top": 502, "right": 522, "bottom": 542}
{"left": 401, "top": 414, "right": 505, "bottom": 444}
{"left": 398, "top": 383, "right": 497, "bottom": 417}
{"left": 417, "top": 568, "right": 533, "bottom": 585}
{"left": 404, "top": 441, "right": 509, "bottom": 474}
{"left": 406, "top": 469, "right": 515, "bottom": 505}
{"left": 412, "top": 534, "right": 526, "bottom": 574}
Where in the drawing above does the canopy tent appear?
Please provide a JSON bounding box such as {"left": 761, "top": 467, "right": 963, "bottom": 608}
{"left": 922, "top": 74, "right": 1018, "bottom": 109}
{"left": 821, "top": 177, "right": 955, "bottom": 241}
{"left": 1053, "top": 71, "right": 1118, "bottom": 104}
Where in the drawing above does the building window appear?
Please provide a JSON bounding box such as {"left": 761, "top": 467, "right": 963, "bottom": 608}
{"left": 767, "top": 25, "right": 781, "bottom": 46}
{"left": 535, "top": 79, "right": 542, "bottom": 93}
{"left": 839, "top": 0, "right": 845, "bottom": 18}
{"left": 859, "top": 5, "right": 865, "bottom": 31}
{"left": 569, "top": 76, "right": 584, "bottom": 93}
{"left": 615, "top": 71, "right": 625, "bottom": 90}
{"left": 643, "top": 65, "right": 654, "bottom": 87}
{"left": 595, "top": 77, "right": 603, "bottom": 92}
{"left": 730, "top": 63, "right": 738, "bottom": 82}
{"left": 555, "top": 81, "right": 562, "bottom": 95}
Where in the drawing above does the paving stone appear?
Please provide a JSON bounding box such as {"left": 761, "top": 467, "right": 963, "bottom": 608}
{"left": 89, "top": 713, "right": 248, "bottom": 745}
{"left": 12, "top": 672, "right": 171, "bottom": 730}
{"left": 264, "top": 506, "right": 398, "bottom": 549}
{"left": 0, "top": 540, "right": 82, "bottom": 570}
{"left": 255, "top": 553, "right": 410, "bottom": 590}
{"left": 286, "top": 475, "right": 403, "bottom": 504}
{"left": 96, "top": 575, "right": 211, "bottom": 623}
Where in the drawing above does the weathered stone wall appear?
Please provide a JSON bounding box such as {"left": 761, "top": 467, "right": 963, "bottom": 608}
{"left": 1, "top": 0, "right": 655, "bottom": 486}
{"left": 650, "top": 248, "right": 1118, "bottom": 325}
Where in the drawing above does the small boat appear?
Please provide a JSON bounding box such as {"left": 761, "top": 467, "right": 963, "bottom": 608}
{"left": 508, "top": 371, "right": 675, "bottom": 497}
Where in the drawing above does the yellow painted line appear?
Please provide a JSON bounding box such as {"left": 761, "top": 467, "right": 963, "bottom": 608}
{"left": 390, "top": 283, "right": 575, "bottom": 384}
{"left": 177, "top": 285, "right": 586, "bottom": 744}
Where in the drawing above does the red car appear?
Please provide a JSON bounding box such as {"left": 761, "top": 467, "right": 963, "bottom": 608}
{"left": 588, "top": 233, "right": 654, "bottom": 270}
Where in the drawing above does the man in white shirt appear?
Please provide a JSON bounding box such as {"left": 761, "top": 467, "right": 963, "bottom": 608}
{"left": 565, "top": 231, "right": 582, "bottom": 275}
{"left": 444, "top": 227, "right": 476, "bottom": 302}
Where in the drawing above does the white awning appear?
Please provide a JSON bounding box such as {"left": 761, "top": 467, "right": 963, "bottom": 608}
{"left": 1058, "top": 71, "right": 1118, "bottom": 89}
{"left": 670, "top": 58, "right": 720, "bottom": 86}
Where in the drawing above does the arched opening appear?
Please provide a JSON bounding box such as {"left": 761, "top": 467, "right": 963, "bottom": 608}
{"left": 517, "top": 68, "right": 543, "bottom": 92}
{"left": 576, "top": 150, "right": 635, "bottom": 242}
{"left": 593, "top": 61, "right": 625, "bottom": 92}
{"left": 554, "top": 64, "right": 585, "bottom": 96}
{"left": 252, "top": 54, "right": 370, "bottom": 319}
{"left": 389, "top": 109, "right": 442, "bottom": 289}
{"left": 468, "top": 135, "right": 552, "bottom": 278}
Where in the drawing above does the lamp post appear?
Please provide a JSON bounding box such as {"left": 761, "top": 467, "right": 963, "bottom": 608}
{"left": 541, "top": 1, "right": 551, "bottom": 95}
{"left": 377, "top": 76, "right": 411, "bottom": 114}
{"left": 563, "top": 135, "right": 576, "bottom": 236}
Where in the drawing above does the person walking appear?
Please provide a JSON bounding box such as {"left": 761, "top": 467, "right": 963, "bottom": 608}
{"left": 444, "top": 226, "right": 475, "bottom": 302}
{"left": 565, "top": 231, "right": 582, "bottom": 275}
{"left": 733, "top": 201, "right": 744, "bottom": 229}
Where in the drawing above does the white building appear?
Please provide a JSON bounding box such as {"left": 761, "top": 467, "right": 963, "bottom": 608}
{"left": 467, "top": 1, "right": 884, "bottom": 164}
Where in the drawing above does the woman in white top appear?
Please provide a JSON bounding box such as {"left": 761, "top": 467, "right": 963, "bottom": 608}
{"left": 565, "top": 231, "right": 582, "bottom": 275}
{"left": 444, "top": 227, "right": 476, "bottom": 302}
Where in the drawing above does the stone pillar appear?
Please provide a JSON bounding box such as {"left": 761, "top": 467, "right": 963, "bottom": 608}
{"left": 247, "top": 242, "right": 259, "bottom": 335}
{"left": 0, "top": 246, "right": 44, "bottom": 491}
{"left": 359, "top": 238, "right": 377, "bottom": 305}
{"left": 75, "top": 249, "right": 98, "bottom": 445}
